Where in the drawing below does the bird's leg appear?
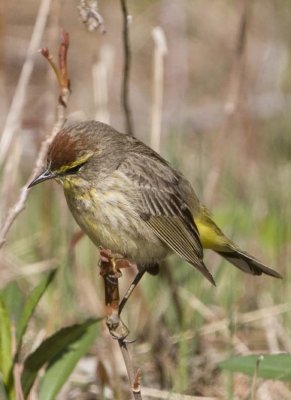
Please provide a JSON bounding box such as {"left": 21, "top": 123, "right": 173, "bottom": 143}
{"left": 118, "top": 269, "right": 146, "bottom": 315}
{"left": 100, "top": 249, "right": 146, "bottom": 315}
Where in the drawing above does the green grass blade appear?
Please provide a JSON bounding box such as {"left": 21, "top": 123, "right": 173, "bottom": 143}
{"left": 38, "top": 320, "right": 100, "bottom": 400}
{"left": 1, "top": 281, "right": 24, "bottom": 323}
{"left": 220, "top": 353, "right": 291, "bottom": 381}
{"left": 0, "top": 298, "right": 15, "bottom": 399}
{"left": 16, "top": 269, "right": 57, "bottom": 349}
{"left": 0, "top": 298, "right": 12, "bottom": 383}
{"left": 21, "top": 318, "right": 101, "bottom": 398}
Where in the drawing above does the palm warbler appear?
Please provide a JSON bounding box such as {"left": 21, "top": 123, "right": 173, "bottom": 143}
{"left": 28, "top": 121, "right": 281, "bottom": 284}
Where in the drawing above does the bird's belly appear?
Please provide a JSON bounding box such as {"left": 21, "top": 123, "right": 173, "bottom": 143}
{"left": 63, "top": 180, "right": 169, "bottom": 265}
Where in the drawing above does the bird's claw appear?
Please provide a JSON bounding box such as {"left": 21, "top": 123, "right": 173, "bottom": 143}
{"left": 106, "top": 313, "right": 129, "bottom": 340}
{"left": 99, "top": 248, "right": 136, "bottom": 278}
{"left": 99, "top": 248, "right": 123, "bottom": 278}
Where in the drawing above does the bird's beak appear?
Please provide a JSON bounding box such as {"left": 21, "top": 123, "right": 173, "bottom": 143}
{"left": 28, "top": 169, "right": 56, "bottom": 188}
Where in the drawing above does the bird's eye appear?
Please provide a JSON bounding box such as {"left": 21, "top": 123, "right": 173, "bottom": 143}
{"left": 65, "top": 161, "right": 87, "bottom": 175}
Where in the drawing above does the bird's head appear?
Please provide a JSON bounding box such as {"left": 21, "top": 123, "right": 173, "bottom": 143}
{"left": 28, "top": 121, "right": 113, "bottom": 188}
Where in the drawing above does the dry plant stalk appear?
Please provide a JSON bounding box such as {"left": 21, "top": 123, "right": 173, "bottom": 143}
{"left": 0, "top": 0, "right": 53, "bottom": 167}
{"left": 0, "top": 30, "right": 70, "bottom": 248}
{"left": 120, "top": 0, "right": 134, "bottom": 136}
{"left": 109, "top": 6, "right": 144, "bottom": 394}
{"left": 150, "top": 27, "right": 167, "bottom": 152}
{"left": 99, "top": 254, "right": 143, "bottom": 400}
{"left": 92, "top": 55, "right": 110, "bottom": 123}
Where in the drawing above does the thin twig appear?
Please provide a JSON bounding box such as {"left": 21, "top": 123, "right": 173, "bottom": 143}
{"left": 120, "top": 0, "right": 134, "bottom": 135}
{"left": 119, "top": 340, "right": 142, "bottom": 400}
{"left": 0, "top": 31, "right": 70, "bottom": 249}
{"left": 99, "top": 252, "right": 143, "bottom": 399}
{"left": 0, "top": 0, "right": 53, "bottom": 166}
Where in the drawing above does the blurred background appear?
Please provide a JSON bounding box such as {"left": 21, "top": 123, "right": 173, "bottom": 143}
{"left": 0, "top": 0, "right": 291, "bottom": 398}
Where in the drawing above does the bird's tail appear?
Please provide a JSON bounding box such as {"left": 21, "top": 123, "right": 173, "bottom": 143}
{"left": 215, "top": 247, "right": 282, "bottom": 279}
{"left": 195, "top": 206, "right": 282, "bottom": 279}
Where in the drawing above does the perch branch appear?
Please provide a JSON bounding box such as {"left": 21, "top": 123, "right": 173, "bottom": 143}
{"left": 119, "top": 341, "right": 142, "bottom": 399}
{"left": 0, "top": 30, "right": 71, "bottom": 249}
{"left": 99, "top": 252, "right": 143, "bottom": 399}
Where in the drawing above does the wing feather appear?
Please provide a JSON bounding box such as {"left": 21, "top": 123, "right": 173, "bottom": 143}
{"left": 119, "top": 152, "right": 215, "bottom": 285}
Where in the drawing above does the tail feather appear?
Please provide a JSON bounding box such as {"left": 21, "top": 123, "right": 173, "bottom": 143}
{"left": 195, "top": 207, "right": 282, "bottom": 280}
{"left": 216, "top": 248, "right": 282, "bottom": 279}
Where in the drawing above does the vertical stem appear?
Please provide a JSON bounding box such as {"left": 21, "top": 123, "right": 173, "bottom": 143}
{"left": 99, "top": 256, "right": 143, "bottom": 399}
{"left": 120, "top": 0, "right": 134, "bottom": 135}
{"left": 118, "top": 340, "right": 142, "bottom": 400}
{"left": 150, "top": 27, "right": 167, "bottom": 152}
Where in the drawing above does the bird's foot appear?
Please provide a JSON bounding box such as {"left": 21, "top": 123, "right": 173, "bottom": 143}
{"left": 99, "top": 248, "right": 135, "bottom": 278}
{"left": 98, "top": 248, "right": 138, "bottom": 340}
{"left": 106, "top": 311, "right": 129, "bottom": 340}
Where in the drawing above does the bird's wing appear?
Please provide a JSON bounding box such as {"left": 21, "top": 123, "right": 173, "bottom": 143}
{"left": 118, "top": 151, "right": 215, "bottom": 285}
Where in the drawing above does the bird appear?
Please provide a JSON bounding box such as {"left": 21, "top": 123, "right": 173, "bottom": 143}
{"left": 28, "top": 120, "right": 282, "bottom": 286}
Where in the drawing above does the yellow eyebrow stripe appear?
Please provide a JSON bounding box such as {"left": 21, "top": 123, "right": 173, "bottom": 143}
{"left": 56, "top": 152, "right": 93, "bottom": 174}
